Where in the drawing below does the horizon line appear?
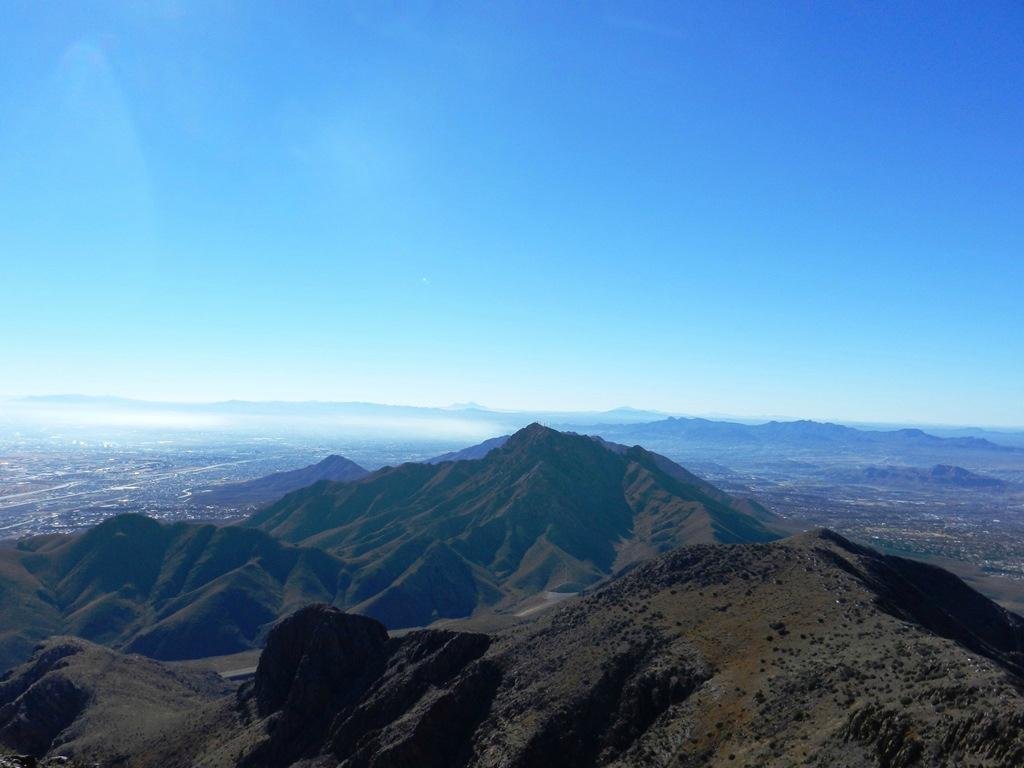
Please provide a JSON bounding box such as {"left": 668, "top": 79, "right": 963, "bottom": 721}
{"left": 3, "top": 393, "right": 1022, "bottom": 433}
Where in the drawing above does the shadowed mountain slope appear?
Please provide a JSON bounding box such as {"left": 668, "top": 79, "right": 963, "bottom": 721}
{"left": 0, "top": 515, "right": 349, "bottom": 671}
{"left": 246, "top": 424, "right": 781, "bottom": 627}
{"left": 10, "top": 531, "right": 1024, "bottom": 767}
{"left": 192, "top": 455, "right": 369, "bottom": 508}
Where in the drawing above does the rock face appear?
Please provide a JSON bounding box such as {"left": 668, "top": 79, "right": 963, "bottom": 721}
{"left": 0, "top": 642, "right": 89, "bottom": 756}
{"left": 253, "top": 605, "right": 388, "bottom": 716}
{"left": 240, "top": 605, "right": 495, "bottom": 768}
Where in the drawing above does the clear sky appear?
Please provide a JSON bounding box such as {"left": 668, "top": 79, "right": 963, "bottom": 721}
{"left": 1, "top": 2, "right": 1021, "bottom": 426}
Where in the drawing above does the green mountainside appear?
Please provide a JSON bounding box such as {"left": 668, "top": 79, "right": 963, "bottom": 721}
{"left": 0, "top": 515, "right": 346, "bottom": 669}
{"left": 247, "top": 424, "right": 781, "bottom": 626}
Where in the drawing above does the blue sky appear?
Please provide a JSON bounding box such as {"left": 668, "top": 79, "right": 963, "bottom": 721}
{"left": 1, "top": 2, "right": 1021, "bottom": 426}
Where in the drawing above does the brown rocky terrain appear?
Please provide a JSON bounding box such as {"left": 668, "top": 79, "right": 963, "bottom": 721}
{"left": 4, "top": 529, "right": 1024, "bottom": 767}
{"left": 0, "top": 637, "right": 229, "bottom": 762}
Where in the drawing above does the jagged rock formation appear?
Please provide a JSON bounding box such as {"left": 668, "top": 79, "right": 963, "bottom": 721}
{"left": 237, "top": 605, "right": 496, "bottom": 768}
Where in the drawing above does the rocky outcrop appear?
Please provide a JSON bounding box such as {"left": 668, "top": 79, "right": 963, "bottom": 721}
{"left": 239, "top": 602, "right": 711, "bottom": 768}
{"left": 843, "top": 703, "right": 1024, "bottom": 768}
{"left": 843, "top": 705, "right": 924, "bottom": 768}
{"left": 0, "top": 642, "right": 91, "bottom": 756}
{"left": 240, "top": 605, "right": 495, "bottom": 768}
{"left": 253, "top": 605, "right": 389, "bottom": 717}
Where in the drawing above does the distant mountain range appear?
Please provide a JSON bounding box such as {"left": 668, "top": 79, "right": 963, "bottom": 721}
{"left": 3, "top": 395, "right": 670, "bottom": 439}
{"left": 587, "top": 416, "right": 1011, "bottom": 449}
{"left": 192, "top": 454, "right": 368, "bottom": 507}
{"left": 6, "top": 529, "right": 1024, "bottom": 767}
{"left": 187, "top": 414, "right": 1021, "bottom": 507}
{"left": 0, "top": 425, "right": 779, "bottom": 671}
{"left": 574, "top": 417, "right": 1022, "bottom": 468}
{"left": 11, "top": 395, "right": 1021, "bottom": 451}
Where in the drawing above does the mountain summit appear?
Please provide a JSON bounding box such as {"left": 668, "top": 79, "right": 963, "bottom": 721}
{"left": 246, "top": 424, "right": 781, "bottom": 627}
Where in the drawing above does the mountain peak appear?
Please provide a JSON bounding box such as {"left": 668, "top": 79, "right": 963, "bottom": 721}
{"left": 247, "top": 426, "right": 781, "bottom": 628}
{"left": 500, "top": 422, "right": 569, "bottom": 453}
{"left": 315, "top": 454, "right": 362, "bottom": 470}
{"left": 511, "top": 421, "right": 556, "bottom": 438}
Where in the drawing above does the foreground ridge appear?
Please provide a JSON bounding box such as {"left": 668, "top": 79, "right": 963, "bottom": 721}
{"left": 4, "top": 531, "right": 1024, "bottom": 766}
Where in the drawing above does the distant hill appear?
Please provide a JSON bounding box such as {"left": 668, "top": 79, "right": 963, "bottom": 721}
{"left": 0, "top": 514, "right": 349, "bottom": 671}
{"left": 843, "top": 463, "right": 1008, "bottom": 490}
{"left": 9, "top": 531, "right": 1024, "bottom": 767}
{"left": 246, "top": 423, "right": 782, "bottom": 628}
{"left": 425, "top": 434, "right": 509, "bottom": 463}
{"left": 926, "top": 426, "right": 1024, "bottom": 448}
{"left": 192, "top": 454, "right": 368, "bottom": 507}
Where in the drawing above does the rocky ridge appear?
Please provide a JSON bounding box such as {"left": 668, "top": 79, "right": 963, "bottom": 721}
{"left": 6, "top": 530, "right": 1024, "bottom": 766}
